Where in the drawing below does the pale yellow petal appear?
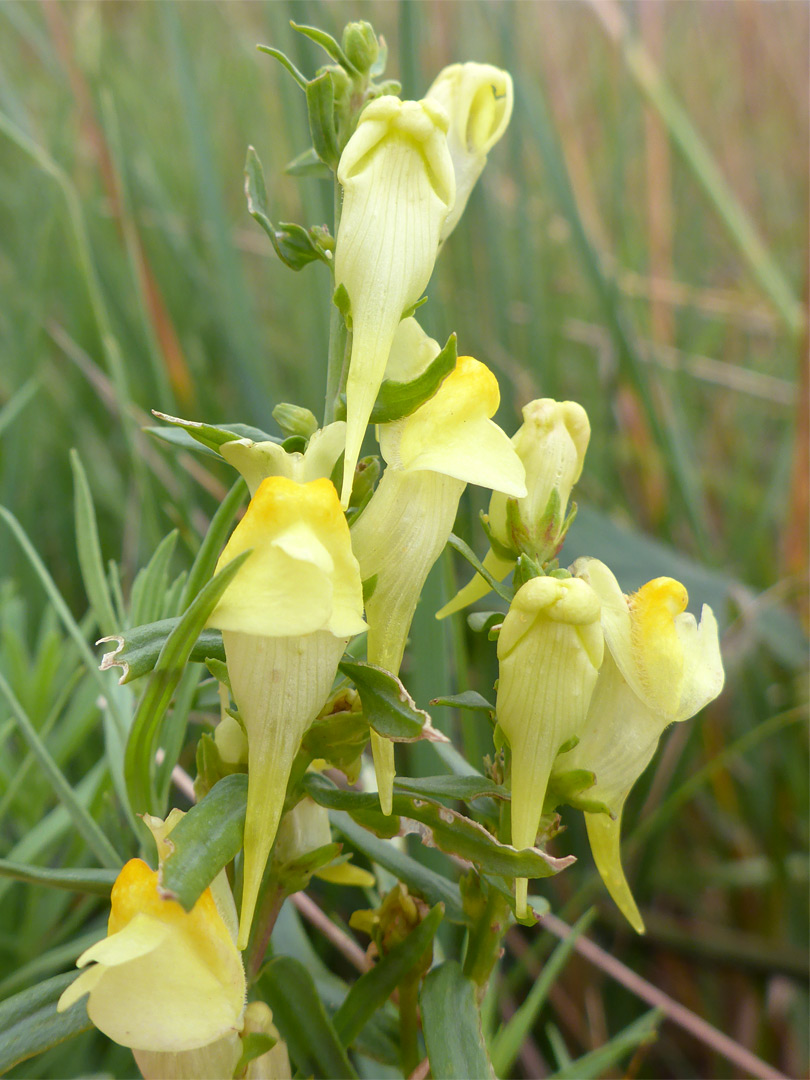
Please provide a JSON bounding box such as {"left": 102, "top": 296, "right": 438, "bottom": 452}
{"left": 435, "top": 549, "right": 515, "bottom": 620}
{"left": 220, "top": 441, "right": 293, "bottom": 495}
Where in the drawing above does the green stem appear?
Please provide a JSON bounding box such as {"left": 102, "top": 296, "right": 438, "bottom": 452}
{"left": 462, "top": 887, "right": 512, "bottom": 996}
{"left": 324, "top": 182, "right": 348, "bottom": 424}
{"left": 398, "top": 971, "right": 421, "bottom": 1076}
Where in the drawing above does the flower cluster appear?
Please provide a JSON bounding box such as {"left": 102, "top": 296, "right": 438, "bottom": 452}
{"left": 61, "top": 27, "right": 725, "bottom": 1076}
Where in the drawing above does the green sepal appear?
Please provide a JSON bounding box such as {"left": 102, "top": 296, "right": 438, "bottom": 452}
{"left": 479, "top": 510, "right": 518, "bottom": 562}
{"left": 272, "top": 402, "right": 319, "bottom": 439}
{"left": 400, "top": 294, "right": 428, "bottom": 320}
{"left": 245, "top": 146, "right": 330, "bottom": 270}
{"left": 466, "top": 611, "right": 505, "bottom": 637}
{"left": 338, "top": 660, "right": 450, "bottom": 744}
{"left": 430, "top": 691, "right": 495, "bottom": 712}
{"left": 337, "top": 333, "right": 457, "bottom": 425}
{"left": 512, "top": 552, "right": 544, "bottom": 590}
{"left": 368, "top": 35, "right": 388, "bottom": 77}
{"left": 300, "top": 706, "right": 369, "bottom": 779}
{"left": 275, "top": 841, "right": 345, "bottom": 895}
{"left": 347, "top": 455, "right": 381, "bottom": 521}
{"left": 234, "top": 1032, "right": 278, "bottom": 1078}
{"left": 204, "top": 655, "right": 231, "bottom": 690}
{"left": 256, "top": 43, "right": 307, "bottom": 89}
{"left": 194, "top": 731, "right": 240, "bottom": 801}
{"left": 306, "top": 71, "right": 340, "bottom": 169}
{"left": 544, "top": 768, "right": 613, "bottom": 817}
{"left": 332, "top": 282, "right": 352, "bottom": 328}
{"left": 362, "top": 574, "right": 378, "bottom": 604}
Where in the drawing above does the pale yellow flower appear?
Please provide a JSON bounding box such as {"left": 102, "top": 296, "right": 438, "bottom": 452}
{"left": 57, "top": 857, "right": 245, "bottom": 1055}
{"left": 208, "top": 476, "right": 366, "bottom": 946}
{"left": 352, "top": 355, "right": 526, "bottom": 812}
{"left": 555, "top": 559, "right": 724, "bottom": 932}
{"left": 220, "top": 422, "right": 346, "bottom": 497}
{"left": 424, "top": 62, "right": 514, "bottom": 242}
{"left": 495, "top": 575, "right": 603, "bottom": 917}
{"left": 335, "top": 96, "right": 455, "bottom": 506}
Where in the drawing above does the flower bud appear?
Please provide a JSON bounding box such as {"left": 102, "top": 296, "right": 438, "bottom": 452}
{"left": 207, "top": 476, "right": 366, "bottom": 946}
{"left": 424, "top": 62, "right": 513, "bottom": 242}
{"left": 57, "top": 855, "right": 246, "bottom": 1057}
{"left": 275, "top": 793, "right": 375, "bottom": 887}
{"left": 554, "top": 559, "right": 724, "bottom": 932}
{"left": 342, "top": 20, "right": 380, "bottom": 74}
{"left": 495, "top": 575, "right": 603, "bottom": 916}
{"left": 437, "top": 399, "right": 590, "bottom": 618}
{"left": 335, "top": 96, "right": 455, "bottom": 505}
{"left": 351, "top": 356, "right": 525, "bottom": 812}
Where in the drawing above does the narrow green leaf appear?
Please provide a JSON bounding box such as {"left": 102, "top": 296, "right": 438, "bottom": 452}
{"left": 245, "top": 146, "right": 327, "bottom": 270}
{"left": 547, "top": 1009, "right": 662, "bottom": 1079}
{"left": 129, "top": 529, "right": 178, "bottom": 628}
{"left": 180, "top": 478, "right": 247, "bottom": 611}
{"left": 333, "top": 904, "right": 443, "bottom": 1047}
{"left": 256, "top": 43, "right": 307, "bottom": 89}
{"left": 99, "top": 619, "right": 225, "bottom": 685}
{"left": 448, "top": 534, "right": 514, "bottom": 603}
{"left": 0, "top": 930, "right": 103, "bottom": 1000}
{"left": 259, "top": 955, "right": 358, "bottom": 1079}
{"left": 124, "top": 551, "right": 249, "bottom": 816}
{"left": 430, "top": 691, "right": 495, "bottom": 712}
{"left": 338, "top": 660, "right": 450, "bottom": 743}
{"left": 0, "top": 375, "right": 40, "bottom": 437}
{"left": 490, "top": 910, "right": 595, "bottom": 1077}
{"left": 0, "top": 672, "right": 122, "bottom": 870}
{"left": 150, "top": 411, "right": 280, "bottom": 454}
{"left": 306, "top": 72, "right": 340, "bottom": 169}
{"left": 290, "top": 20, "right": 359, "bottom": 74}
{"left": 421, "top": 962, "right": 494, "bottom": 1079}
{"left": 393, "top": 775, "right": 508, "bottom": 803}
{"left": 331, "top": 811, "right": 466, "bottom": 923}
{"left": 305, "top": 773, "right": 571, "bottom": 881}
{"left": 69, "top": 450, "right": 118, "bottom": 637}
{"left": 0, "top": 860, "right": 117, "bottom": 896}
{"left": 159, "top": 774, "right": 248, "bottom": 911}
{"left": 0, "top": 972, "right": 93, "bottom": 1074}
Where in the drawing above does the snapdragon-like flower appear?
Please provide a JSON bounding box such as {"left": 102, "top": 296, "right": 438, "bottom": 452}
{"left": 495, "top": 575, "right": 603, "bottom": 917}
{"left": 207, "top": 476, "right": 366, "bottom": 946}
{"left": 424, "top": 62, "right": 514, "bottom": 243}
{"left": 438, "top": 398, "right": 590, "bottom": 618}
{"left": 335, "top": 96, "right": 455, "bottom": 506}
{"left": 555, "top": 558, "right": 724, "bottom": 932}
{"left": 57, "top": 846, "right": 245, "bottom": 1064}
{"left": 351, "top": 354, "right": 526, "bottom": 812}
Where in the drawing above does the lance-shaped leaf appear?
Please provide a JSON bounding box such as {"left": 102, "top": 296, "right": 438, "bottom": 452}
{"left": 99, "top": 619, "right": 225, "bottom": 685}
{"left": 0, "top": 860, "right": 117, "bottom": 896}
{"left": 245, "top": 146, "right": 330, "bottom": 269}
{"left": 0, "top": 973, "right": 93, "bottom": 1074}
{"left": 149, "top": 412, "right": 280, "bottom": 454}
{"left": 338, "top": 660, "right": 449, "bottom": 743}
{"left": 302, "top": 773, "right": 573, "bottom": 881}
{"left": 421, "top": 962, "right": 494, "bottom": 1079}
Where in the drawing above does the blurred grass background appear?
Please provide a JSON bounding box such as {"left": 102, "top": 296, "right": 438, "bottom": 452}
{"left": 0, "top": 1, "right": 807, "bottom": 1077}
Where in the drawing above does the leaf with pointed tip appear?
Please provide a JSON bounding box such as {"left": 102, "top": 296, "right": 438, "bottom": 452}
{"left": 306, "top": 72, "right": 339, "bottom": 169}
{"left": 338, "top": 660, "right": 449, "bottom": 744}
{"left": 256, "top": 43, "right": 307, "bottom": 89}
{"left": 99, "top": 619, "right": 225, "bottom": 685}
{"left": 393, "top": 775, "right": 507, "bottom": 803}
{"left": 290, "top": 21, "right": 358, "bottom": 74}
{"left": 449, "top": 535, "right": 514, "bottom": 603}
{"left": 430, "top": 691, "right": 495, "bottom": 712}
{"left": 0, "top": 973, "right": 93, "bottom": 1074}
{"left": 286, "top": 146, "right": 333, "bottom": 178}
{"left": 421, "top": 962, "right": 494, "bottom": 1079}
{"left": 149, "top": 412, "right": 280, "bottom": 455}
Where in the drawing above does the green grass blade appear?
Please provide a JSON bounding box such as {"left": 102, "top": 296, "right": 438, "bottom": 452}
{"left": 0, "top": 860, "right": 116, "bottom": 896}
{"left": 180, "top": 478, "right": 246, "bottom": 609}
{"left": 547, "top": 1007, "right": 662, "bottom": 1079}
{"left": 421, "top": 961, "right": 494, "bottom": 1079}
{"left": 490, "top": 909, "right": 595, "bottom": 1077}
{"left": 0, "top": 671, "right": 122, "bottom": 870}
{"left": 70, "top": 450, "right": 119, "bottom": 638}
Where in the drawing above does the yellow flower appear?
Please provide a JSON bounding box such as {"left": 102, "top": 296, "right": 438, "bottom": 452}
{"left": 554, "top": 558, "right": 724, "bottom": 932}
{"left": 207, "top": 476, "right": 366, "bottom": 946}
{"left": 438, "top": 398, "right": 590, "bottom": 618}
{"left": 495, "top": 575, "right": 603, "bottom": 917}
{"left": 424, "top": 62, "right": 513, "bottom": 242}
{"left": 352, "top": 355, "right": 526, "bottom": 813}
{"left": 57, "top": 857, "right": 245, "bottom": 1055}
{"left": 334, "top": 96, "right": 455, "bottom": 506}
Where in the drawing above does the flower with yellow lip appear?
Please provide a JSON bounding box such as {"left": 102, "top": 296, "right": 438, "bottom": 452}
{"left": 207, "top": 476, "right": 366, "bottom": 947}
{"left": 424, "top": 62, "right": 514, "bottom": 243}
{"left": 495, "top": 575, "right": 603, "bottom": 918}
{"left": 351, "top": 354, "right": 526, "bottom": 814}
{"left": 554, "top": 558, "right": 724, "bottom": 932}
{"left": 57, "top": 855, "right": 246, "bottom": 1062}
{"left": 334, "top": 95, "right": 455, "bottom": 506}
{"left": 438, "top": 398, "right": 590, "bottom": 618}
